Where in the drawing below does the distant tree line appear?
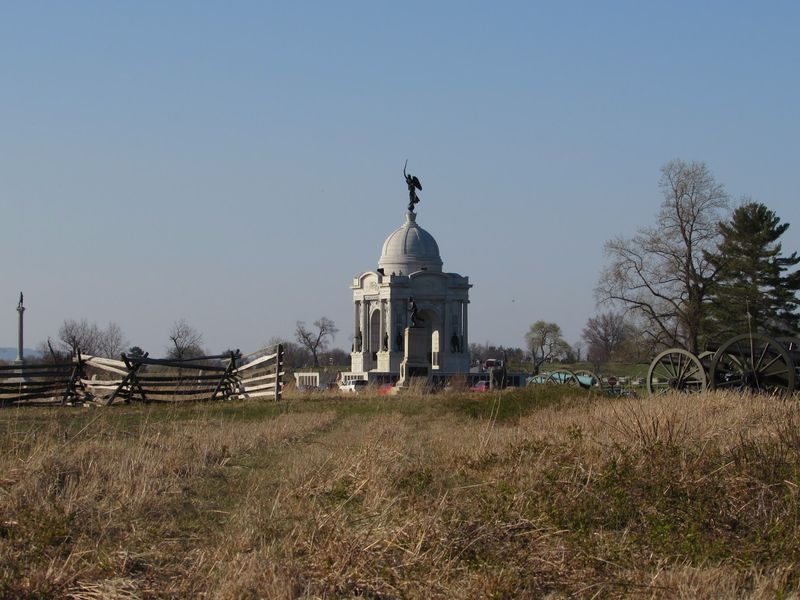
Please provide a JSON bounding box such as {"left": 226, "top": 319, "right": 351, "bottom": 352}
{"left": 25, "top": 314, "right": 353, "bottom": 370}
{"left": 469, "top": 343, "right": 527, "bottom": 367}
{"left": 35, "top": 319, "right": 129, "bottom": 362}
{"left": 34, "top": 318, "right": 211, "bottom": 363}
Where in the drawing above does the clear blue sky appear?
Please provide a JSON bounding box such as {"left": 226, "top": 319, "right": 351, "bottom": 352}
{"left": 2, "top": 1, "right": 799, "bottom": 355}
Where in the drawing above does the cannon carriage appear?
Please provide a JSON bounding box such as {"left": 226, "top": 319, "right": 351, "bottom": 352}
{"left": 528, "top": 368, "right": 618, "bottom": 393}
{"left": 647, "top": 333, "right": 800, "bottom": 395}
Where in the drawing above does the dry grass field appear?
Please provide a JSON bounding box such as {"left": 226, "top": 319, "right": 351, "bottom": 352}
{"left": 3, "top": 386, "right": 800, "bottom": 599}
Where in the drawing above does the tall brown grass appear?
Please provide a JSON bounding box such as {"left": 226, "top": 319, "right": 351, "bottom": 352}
{"left": 2, "top": 389, "right": 800, "bottom": 598}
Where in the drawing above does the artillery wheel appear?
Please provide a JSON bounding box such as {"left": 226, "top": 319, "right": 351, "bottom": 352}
{"left": 574, "top": 369, "right": 602, "bottom": 390}
{"left": 546, "top": 369, "right": 580, "bottom": 387}
{"left": 526, "top": 374, "right": 547, "bottom": 386}
{"left": 778, "top": 336, "right": 800, "bottom": 353}
{"left": 709, "top": 334, "right": 796, "bottom": 394}
{"left": 698, "top": 350, "right": 715, "bottom": 363}
{"left": 777, "top": 337, "right": 800, "bottom": 390}
{"left": 647, "top": 348, "right": 707, "bottom": 396}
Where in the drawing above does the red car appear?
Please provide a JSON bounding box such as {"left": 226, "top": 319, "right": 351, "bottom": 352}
{"left": 470, "top": 381, "right": 490, "bottom": 392}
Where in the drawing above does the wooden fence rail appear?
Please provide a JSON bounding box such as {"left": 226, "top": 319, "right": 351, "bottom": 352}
{"left": 0, "top": 344, "right": 283, "bottom": 407}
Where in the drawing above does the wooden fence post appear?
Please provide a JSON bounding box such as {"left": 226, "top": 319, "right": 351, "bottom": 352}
{"left": 274, "top": 344, "right": 284, "bottom": 401}
{"left": 62, "top": 349, "right": 85, "bottom": 406}
{"left": 211, "top": 350, "right": 238, "bottom": 401}
{"left": 108, "top": 352, "right": 148, "bottom": 405}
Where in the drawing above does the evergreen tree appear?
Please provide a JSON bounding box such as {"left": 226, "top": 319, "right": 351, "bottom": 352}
{"left": 706, "top": 202, "right": 800, "bottom": 336}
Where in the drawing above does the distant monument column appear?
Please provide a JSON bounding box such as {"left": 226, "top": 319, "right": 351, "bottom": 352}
{"left": 15, "top": 292, "right": 25, "bottom": 365}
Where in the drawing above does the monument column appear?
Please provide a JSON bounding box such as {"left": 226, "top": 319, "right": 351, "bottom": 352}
{"left": 379, "top": 300, "right": 386, "bottom": 351}
{"left": 15, "top": 292, "right": 25, "bottom": 365}
{"left": 354, "top": 301, "right": 361, "bottom": 347}
{"left": 463, "top": 301, "right": 469, "bottom": 354}
{"left": 441, "top": 301, "right": 448, "bottom": 370}
{"left": 361, "top": 300, "right": 370, "bottom": 358}
{"left": 386, "top": 300, "right": 394, "bottom": 351}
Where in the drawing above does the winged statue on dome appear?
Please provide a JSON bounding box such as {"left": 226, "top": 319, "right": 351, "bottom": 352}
{"left": 404, "top": 160, "right": 422, "bottom": 212}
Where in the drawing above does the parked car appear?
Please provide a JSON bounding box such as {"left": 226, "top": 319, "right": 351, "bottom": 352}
{"left": 340, "top": 379, "right": 368, "bottom": 394}
{"left": 378, "top": 383, "right": 394, "bottom": 396}
{"left": 470, "top": 380, "right": 490, "bottom": 392}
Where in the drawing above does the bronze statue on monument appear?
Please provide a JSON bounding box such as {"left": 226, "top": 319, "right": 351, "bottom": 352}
{"left": 409, "top": 297, "right": 424, "bottom": 328}
{"left": 404, "top": 160, "right": 422, "bottom": 213}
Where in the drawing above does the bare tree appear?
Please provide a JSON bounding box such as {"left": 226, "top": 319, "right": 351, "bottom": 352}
{"left": 56, "top": 319, "right": 128, "bottom": 358}
{"left": 267, "top": 337, "right": 312, "bottom": 368}
{"left": 320, "top": 347, "right": 350, "bottom": 367}
{"left": 295, "top": 317, "right": 339, "bottom": 367}
{"left": 525, "top": 320, "right": 570, "bottom": 374}
{"left": 167, "top": 319, "right": 204, "bottom": 359}
{"left": 582, "top": 312, "right": 630, "bottom": 365}
{"left": 35, "top": 338, "right": 66, "bottom": 363}
{"left": 595, "top": 160, "right": 728, "bottom": 354}
{"left": 613, "top": 321, "right": 659, "bottom": 364}
{"left": 58, "top": 319, "right": 101, "bottom": 355}
{"left": 97, "top": 322, "right": 127, "bottom": 358}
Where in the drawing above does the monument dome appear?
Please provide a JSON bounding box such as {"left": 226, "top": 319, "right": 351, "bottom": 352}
{"left": 378, "top": 210, "right": 443, "bottom": 274}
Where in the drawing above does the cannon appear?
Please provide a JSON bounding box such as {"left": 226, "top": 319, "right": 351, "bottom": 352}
{"left": 527, "top": 368, "right": 606, "bottom": 391}
{"left": 647, "top": 333, "right": 799, "bottom": 395}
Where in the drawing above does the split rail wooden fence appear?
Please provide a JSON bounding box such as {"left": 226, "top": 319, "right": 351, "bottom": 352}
{"left": 0, "top": 361, "right": 83, "bottom": 406}
{"left": 0, "top": 344, "right": 284, "bottom": 407}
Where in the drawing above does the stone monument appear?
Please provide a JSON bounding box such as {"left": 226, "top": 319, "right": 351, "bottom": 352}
{"left": 346, "top": 165, "right": 471, "bottom": 384}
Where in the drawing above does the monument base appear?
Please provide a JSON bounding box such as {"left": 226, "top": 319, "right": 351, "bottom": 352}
{"left": 396, "top": 327, "right": 430, "bottom": 389}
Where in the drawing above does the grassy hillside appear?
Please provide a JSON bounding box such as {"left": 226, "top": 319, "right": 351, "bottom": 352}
{"left": 2, "top": 387, "right": 800, "bottom": 598}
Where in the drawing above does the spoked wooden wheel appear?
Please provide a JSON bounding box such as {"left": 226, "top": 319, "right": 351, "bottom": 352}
{"left": 698, "top": 350, "right": 715, "bottom": 363}
{"left": 526, "top": 374, "right": 547, "bottom": 386}
{"left": 546, "top": 369, "right": 580, "bottom": 386}
{"left": 647, "top": 349, "right": 707, "bottom": 396}
{"left": 778, "top": 336, "right": 800, "bottom": 353}
{"left": 777, "top": 337, "right": 800, "bottom": 390}
{"left": 709, "top": 334, "right": 796, "bottom": 394}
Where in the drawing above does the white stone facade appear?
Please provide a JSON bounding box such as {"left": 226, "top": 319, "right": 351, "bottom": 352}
{"left": 350, "top": 210, "right": 471, "bottom": 375}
